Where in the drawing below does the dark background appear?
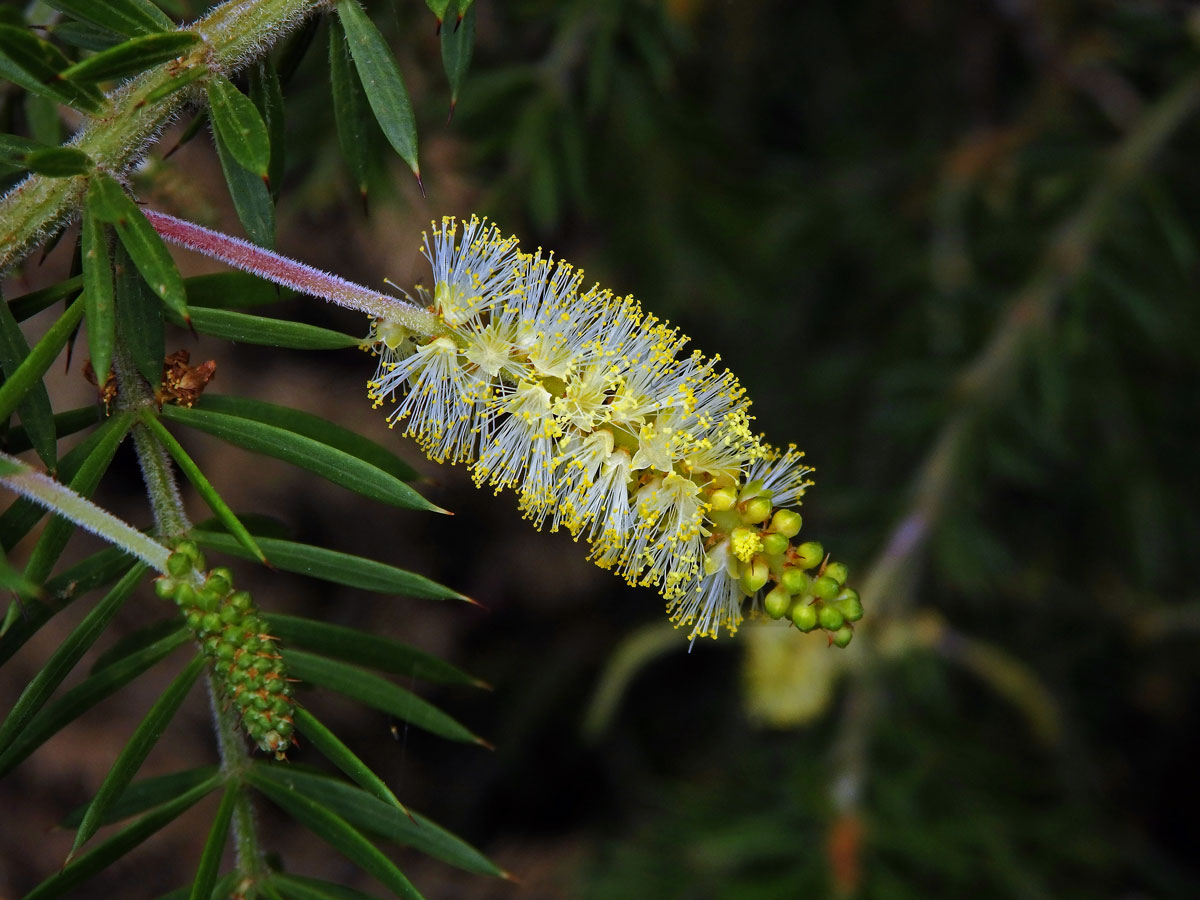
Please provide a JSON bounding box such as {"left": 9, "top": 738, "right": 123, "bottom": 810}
{"left": 3, "top": 0, "right": 1200, "bottom": 897}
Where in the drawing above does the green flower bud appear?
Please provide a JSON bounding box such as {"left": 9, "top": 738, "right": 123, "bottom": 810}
{"left": 740, "top": 496, "right": 773, "bottom": 525}
{"left": 831, "top": 625, "right": 854, "bottom": 648}
{"left": 769, "top": 509, "right": 802, "bottom": 538}
{"left": 779, "top": 568, "right": 810, "bottom": 596}
{"left": 823, "top": 561, "right": 848, "bottom": 586}
{"left": 185, "top": 611, "right": 203, "bottom": 631}
{"left": 219, "top": 604, "right": 243, "bottom": 626}
{"left": 813, "top": 575, "right": 840, "bottom": 601}
{"left": 166, "top": 551, "right": 192, "bottom": 579}
{"left": 795, "top": 541, "right": 824, "bottom": 570}
{"left": 791, "top": 601, "right": 819, "bottom": 631}
{"left": 740, "top": 556, "right": 770, "bottom": 594}
{"left": 154, "top": 577, "right": 177, "bottom": 601}
{"left": 215, "top": 641, "right": 237, "bottom": 661}
{"left": 228, "top": 590, "right": 253, "bottom": 613}
{"left": 817, "top": 604, "right": 845, "bottom": 631}
{"left": 204, "top": 568, "right": 234, "bottom": 597}
{"left": 709, "top": 487, "right": 737, "bottom": 511}
{"left": 175, "top": 541, "right": 205, "bottom": 570}
{"left": 834, "top": 588, "right": 863, "bottom": 622}
{"left": 200, "top": 612, "right": 222, "bottom": 635}
{"left": 763, "top": 584, "right": 792, "bottom": 619}
{"left": 194, "top": 587, "right": 223, "bottom": 613}
{"left": 174, "top": 582, "right": 196, "bottom": 610}
{"left": 761, "top": 533, "right": 789, "bottom": 557}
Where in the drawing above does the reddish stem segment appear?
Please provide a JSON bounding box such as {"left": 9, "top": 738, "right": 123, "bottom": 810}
{"left": 143, "top": 208, "right": 438, "bottom": 333}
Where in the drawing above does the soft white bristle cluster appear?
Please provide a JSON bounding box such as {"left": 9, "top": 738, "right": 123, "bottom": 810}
{"left": 368, "top": 216, "right": 831, "bottom": 641}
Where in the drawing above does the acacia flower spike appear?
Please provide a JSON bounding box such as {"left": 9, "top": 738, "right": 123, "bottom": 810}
{"left": 366, "top": 215, "right": 862, "bottom": 645}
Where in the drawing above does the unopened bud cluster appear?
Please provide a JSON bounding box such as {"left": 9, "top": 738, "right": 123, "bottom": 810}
{"left": 367, "top": 216, "right": 860, "bottom": 643}
{"left": 155, "top": 542, "right": 294, "bottom": 756}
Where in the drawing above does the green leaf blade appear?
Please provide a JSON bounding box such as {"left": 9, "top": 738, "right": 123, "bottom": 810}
{"left": 160, "top": 405, "right": 444, "bottom": 513}
{"left": 247, "top": 767, "right": 425, "bottom": 900}
{"left": 0, "top": 24, "right": 104, "bottom": 113}
{"left": 264, "top": 613, "right": 482, "bottom": 686}
{"left": 25, "top": 774, "right": 220, "bottom": 900}
{"left": 337, "top": 0, "right": 420, "bottom": 179}
{"left": 0, "top": 564, "right": 145, "bottom": 758}
{"left": 192, "top": 532, "right": 465, "bottom": 603}
{"left": 70, "top": 654, "right": 206, "bottom": 855}
{"left": 440, "top": 3, "right": 476, "bottom": 117}
{"left": 187, "top": 784, "right": 237, "bottom": 900}
{"left": 60, "top": 765, "right": 216, "bottom": 828}
{"left": 41, "top": 0, "right": 175, "bottom": 37}
{"left": 213, "top": 118, "right": 275, "bottom": 248}
{"left": 81, "top": 204, "right": 115, "bottom": 384}
{"left": 0, "top": 289, "right": 60, "bottom": 469}
{"left": 59, "top": 32, "right": 199, "bottom": 83}
{"left": 283, "top": 649, "right": 485, "bottom": 746}
{"left": 293, "top": 707, "right": 409, "bottom": 813}
{"left": 22, "top": 146, "right": 94, "bottom": 177}
{"left": 206, "top": 73, "right": 271, "bottom": 179}
{"left": 166, "top": 306, "right": 360, "bottom": 349}
{"left": 329, "top": 17, "right": 373, "bottom": 201}
{"left": 89, "top": 175, "right": 189, "bottom": 322}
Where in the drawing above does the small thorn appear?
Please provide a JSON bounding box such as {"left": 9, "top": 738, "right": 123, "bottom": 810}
{"left": 457, "top": 593, "right": 485, "bottom": 609}
{"left": 359, "top": 188, "right": 369, "bottom": 217}
{"left": 500, "top": 870, "right": 521, "bottom": 884}
{"left": 435, "top": 17, "right": 443, "bottom": 36}
{"left": 472, "top": 678, "right": 494, "bottom": 691}
{"left": 454, "top": 13, "right": 464, "bottom": 32}
{"left": 446, "top": 99, "right": 457, "bottom": 125}
{"left": 413, "top": 169, "right": 425, "bottom": 198}
{"left": 474, "top": 736, "right": 495, "bottom": 751}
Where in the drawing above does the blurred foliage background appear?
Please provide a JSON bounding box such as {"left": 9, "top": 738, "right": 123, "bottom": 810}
{"left": 5, "top": 0, "right": 1200, "bottom": 896}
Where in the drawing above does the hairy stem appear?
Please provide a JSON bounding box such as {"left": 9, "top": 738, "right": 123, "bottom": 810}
{"left": 143, "top": 209, "right": 442, "bottom": 332}
{"left": 0, "top": 0, "right": 324, "bottom": 274}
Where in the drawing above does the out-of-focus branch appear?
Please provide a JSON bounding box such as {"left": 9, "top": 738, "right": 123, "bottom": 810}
{"left": 825, "top": 67, "right": 1200, "bottom": 895}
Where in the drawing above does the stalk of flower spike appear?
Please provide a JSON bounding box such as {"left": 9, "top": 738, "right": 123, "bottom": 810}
{"left": 367, "top": 216, "right": 861, "bottom": 644}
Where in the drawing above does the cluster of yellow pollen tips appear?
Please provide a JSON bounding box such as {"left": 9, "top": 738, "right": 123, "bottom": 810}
{"left": 155, "top": 542, "right": 295, "bottom": 756}
{"left": 366, "top": 216, "right": 860, "bottom": 645}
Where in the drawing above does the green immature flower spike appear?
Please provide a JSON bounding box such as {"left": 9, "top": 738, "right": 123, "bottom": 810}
{"left": 156, "top": 542, "right": 295, "bottom": 756}
{"left": 367, "top": 215, "right": 862, "bottom": 645}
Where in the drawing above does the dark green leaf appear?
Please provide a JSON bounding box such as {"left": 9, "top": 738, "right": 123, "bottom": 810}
{"left": 184, "top": 271, "right": 284, "bottom": 308}
{"left": 22, "top": 146, "right": 94, "bottom": 177}
{"left": 2, "top": 404, "right": 104, "bottom": 455}
{"left": 41, "top": 0, "right": 174, "bottom": 36}
{"left": 0, "top": 24, "right": 104, "bottom": 113}
{"left": 25, "top": 775, "right": 220, "bottom": 900}
{"left": 0, "top": 133, "right": 44, "bottom": 175}
{"left": 81, "top": 204, "right": 115, "bottom": 383}
{"left": 329, "top": 17, "right": 372, "bottom": 201}
{"left": 61, "top": 766, "right": 217, "bottom": 828}
{"left": 140, "top": 413, "right": 267, "bottom": 565}
{"left": 0, "top": 296, "right": 83, "bottom": 439}
{"left": 247, "top": 768, "right": 424, "bottom": 900}
{"left": 440, "top": 2, "right": 475, "bottom": 117}
{"left": 0, "top": 288, "right": 59, "bottom": 469}
{"left": 24, "top": 92, "right": 62, "bottom": 145}
{"left": 248, "top": 59, "right": 286, "bottom": 197}
{"left": 20, "top": 410, "right": 133, "bottom": 584}
{"left": 160, "top": 405, "right": 444, "bottom": 513}
{"left": 254, "top": 766, "right": 504, "bottom": 878}
{"left": 89, "top": 175, "right": 189, "bottom": 321}
{"left": 196, "top": 394, "right": 417, "bottom": 482}
{"left": 71, "top": 654, "right": 205, "bottom": 855}
{"left": 273, "top": 873, "right": 385, "bottom": 900}
{"left": 188, "top": 784, "right": 236, "bottom": 900}
{"left": 0, "top": 548, "right": 134, "bottom": 663}
{"left": 282, "top": 649, "right": 485, "bottom": 746}
{"left": 265, "top": 614, "right": 482, "bottom": 686}
{"left": 5, "top": 274, "right": 83, "bottom": 321}
{"left": 154, "top": 871, "right": 240, "bottom": 900}
{"left": 213, "top": 117, "right": 275, "bottom": 248}
{"left": 337, "top": 0, "right": 420, "bottom": 179}
{"left": 50, "top": 20, "right": 125, "bottom": 53}
{"left": 165, "top": 306, "right": 360, "bottom": 349}
{"left": 114, "top": 242, "right": 165, "bottom": 385}
{"left": 0, "top": 564, "right": 144, "bottom": 758}
{"left": 0, "top": 623, "right": 187, "bottom": 778}
{"left": 0, "top": 551, "right": 40, "bottom": 596}
{"left": 424, "top": 0, "right": 452, "bottom": 24}
{"left": 206, "top": 73, "right": 270, "bottom": 179}
{"left": 59, "top": 31, "right": 198, "bottom": 83}
{"left": 192, "top": 533, "right": 465, "bottom": 602}
{"left": 293, "top": 707, "right": 409, "bottom": 813}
